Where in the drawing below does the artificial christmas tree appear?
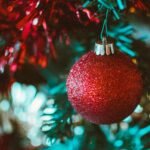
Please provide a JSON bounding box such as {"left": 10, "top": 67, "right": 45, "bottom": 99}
{"left": 0, "top": 0, "right": 150, "bottom": 150}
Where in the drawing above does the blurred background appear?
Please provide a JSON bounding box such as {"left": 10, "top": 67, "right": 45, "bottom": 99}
{"left": 0, "top": 0, "right": 150, "bottom": 150}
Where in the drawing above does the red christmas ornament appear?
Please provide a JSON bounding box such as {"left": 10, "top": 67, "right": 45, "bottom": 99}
{"left": 66, "top": 41, "right": 143, "bottom": 124}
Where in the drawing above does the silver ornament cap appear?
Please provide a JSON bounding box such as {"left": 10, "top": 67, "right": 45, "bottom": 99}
{"left": 94, "top": 37, "right": 114, "bottom": 56}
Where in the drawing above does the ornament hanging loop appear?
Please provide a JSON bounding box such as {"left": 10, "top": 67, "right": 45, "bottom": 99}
{"left": 95, "top": 9, "right": 114, "bottom": 56}
{"left": 94, "top": 37, "right": 114, "bottom": 56}
{"left": 100, "top": 9, "right": 109, "bottom": 40}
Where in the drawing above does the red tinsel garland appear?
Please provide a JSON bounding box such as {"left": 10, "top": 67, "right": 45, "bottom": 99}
{"left": 0, "top": 0, "right": 99, "bottom": 72}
